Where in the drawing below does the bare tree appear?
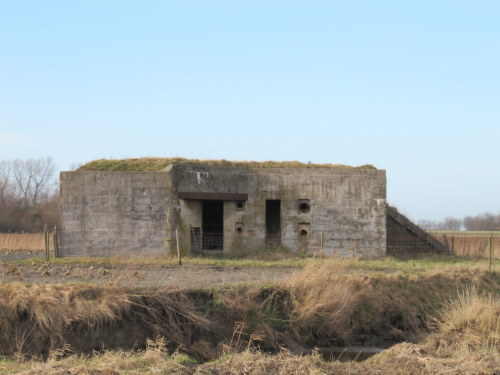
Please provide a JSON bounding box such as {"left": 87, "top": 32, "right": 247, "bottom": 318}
{"left": 30, "top": 157, "right": 56, "bottom": 205}
{"left": 417, "top": 219, "right": 438, "bottom": 230}
{"left": 10, "top": 157, "right": 56, "bottom": 207}
{"left": 442, "top": 217, "right": 462, "bottom": 231}
{"left": 0, "top": 160, "right": 12, "bottom": 204}
{"left": 0, "top": 157, "right": 58, "bottom": 232}
{"left": 464, "top": 212, "right": 500, "bottom": 231}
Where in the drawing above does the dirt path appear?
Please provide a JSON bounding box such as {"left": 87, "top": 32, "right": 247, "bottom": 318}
{"left": 0, "top": 249, "right": 45, "bottom": 261}
{"left": 0, "top": 262, "right": 298, "bottom": 288}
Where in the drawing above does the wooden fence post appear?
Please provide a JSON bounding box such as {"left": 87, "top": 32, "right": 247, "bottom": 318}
{"left": 53, "top": 225, "right": 59, "bottom": 258}
{"left": 44, "top": 224, "right": 49, "bottom": 261}
{"left": 489, "top": 234, "right": 493, "bottom": 271}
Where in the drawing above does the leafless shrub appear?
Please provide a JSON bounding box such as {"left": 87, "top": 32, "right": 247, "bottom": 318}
{"left": 0, "top": 157, "right": 58, "bottom": 232}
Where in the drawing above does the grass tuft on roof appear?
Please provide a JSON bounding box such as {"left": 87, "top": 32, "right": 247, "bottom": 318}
{"left": 76, "top": 158, "right": 376, "bottom": 171}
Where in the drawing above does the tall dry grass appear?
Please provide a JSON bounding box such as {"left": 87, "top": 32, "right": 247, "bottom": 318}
{"left": 0, "top": 284, "right": 134, "bottom": 355}
{"left": 285, "top": 262, "right": 363, "bottom": 345}
{"left": 427, "top": 287, "right": 499, "bottom": 357}
{"left": 17, "top": 337, "right": 191, "bottom": 375}
{"left": 0, "top": 265, "right": 497, "bottom": 369}
{"left": 15, "top": 342, "right": 500, "bottom": 375}
{"left": 283, "top": 261, "right": 427, "bottom": 347}
{"left": 283, "top": 262, "right": 499, "bottom": 347}
{"left": 0, "top": 233, "right": 52, "bottom": 251}
{"left": 0, "top": 283, "right": 211, "bottom": 358}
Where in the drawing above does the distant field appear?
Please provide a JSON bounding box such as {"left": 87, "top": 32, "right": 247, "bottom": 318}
{"left": 429, "top": 231, "right": 499, "bottom": 258}
{"left": 429, "top": 230, "right": 500, "bottom": 235}
{"left": 0, "top": 233, "right": 53, "bottom": 252}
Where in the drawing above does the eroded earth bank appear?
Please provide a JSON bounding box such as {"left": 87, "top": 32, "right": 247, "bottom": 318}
{"left": 0, "top": 264, "right": 498, "bottom": 374}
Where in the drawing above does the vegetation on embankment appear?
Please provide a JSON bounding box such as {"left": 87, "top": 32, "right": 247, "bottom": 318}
{"left": 76, "top": 157, "right": 376, "bottom": 171}
{"left": 1, "top": 266, "right": 498, "bottom": 374}
{"left": 8, "top": 337, "right": 500, "bottom": 375}
{"left": 426, "top": 287, "right": 499, "bottom": 357}
{"left": 0, "top": 265, "right": 497, "bottom": 363}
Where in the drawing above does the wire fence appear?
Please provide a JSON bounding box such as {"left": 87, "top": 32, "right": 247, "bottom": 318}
{"left": 0, "top": 230, "right": 496, "bottom": 290}
{"left": 0, "top": 231, "right": 498, "bottom": 261}
{"left": 187, "top": 231, "right": 498, "bottom": 260}
{"left": 428, "top": 231, "right": 500, "bottom": 258}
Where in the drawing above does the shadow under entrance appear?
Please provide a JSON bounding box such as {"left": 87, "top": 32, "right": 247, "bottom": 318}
{"left": 266, "top": 199, "right": 281, "bottom": 247}
{"left": 202, "top": 200, "right": 223, "bottom": 250}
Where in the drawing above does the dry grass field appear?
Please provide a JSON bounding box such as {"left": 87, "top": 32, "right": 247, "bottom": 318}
{"left": 430, "top": 231, "right": 500, "bottom": 258}
{"left": 0, "top": 233, "right": 54, "bottom": 252}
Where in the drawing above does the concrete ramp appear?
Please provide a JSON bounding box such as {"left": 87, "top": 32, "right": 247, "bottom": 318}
{"left": 386, "top": 206, "right": 448, "bottom": 256}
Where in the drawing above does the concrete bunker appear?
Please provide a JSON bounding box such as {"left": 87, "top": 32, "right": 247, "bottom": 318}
{"left": 58, "top": 159, "right": 397, "bottom": 258}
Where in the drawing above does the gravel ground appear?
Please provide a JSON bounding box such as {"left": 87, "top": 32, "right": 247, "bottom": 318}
{"left": 0, "top": 260, "right": 298, "bottom": 288}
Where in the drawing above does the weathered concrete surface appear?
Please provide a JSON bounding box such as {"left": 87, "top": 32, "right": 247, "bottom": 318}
{"left": 171, "top": 165, "right": 387, "bottom": 257}
{"left": 60, "top": 163, "right": 387, "bottom": 258}
{"left": 59, "top": 171, "right": 171, "bottom": 257}
{"left": 386, "top": 206, "right": 448, "bottom": 255}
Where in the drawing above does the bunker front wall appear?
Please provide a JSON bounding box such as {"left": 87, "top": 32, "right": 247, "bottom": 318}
{"left": 59, "top": 171, "right": 171, "bottom": 257}
{"left": 172, "top": 165, "right": 387, "bottom": 257}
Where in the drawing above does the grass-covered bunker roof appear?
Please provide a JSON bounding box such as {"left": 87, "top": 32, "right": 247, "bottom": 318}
{"left": 77, "top": 158, "right": 377, "bottom": 171}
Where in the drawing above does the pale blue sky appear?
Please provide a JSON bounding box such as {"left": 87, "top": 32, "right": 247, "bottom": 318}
{"left": 0, "top": 1, "right": 499, "bottom": 221}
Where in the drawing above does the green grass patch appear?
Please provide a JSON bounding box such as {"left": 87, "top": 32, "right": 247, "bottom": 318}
{"left": 14, "top": 255, "right": 309, "bottom": 268}
{"left": 0, "top": 357, "right": 31, "bottom": 374}
{"left": 11, "top": 254, "right": 496, "bottom": 274}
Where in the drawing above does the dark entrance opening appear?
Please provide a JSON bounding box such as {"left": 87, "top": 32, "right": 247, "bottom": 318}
{"left": 202, "top": 200, "right": 223, "bottom": 250}
{"left": 266, "top": 200, "right": 281, "bottom": 246}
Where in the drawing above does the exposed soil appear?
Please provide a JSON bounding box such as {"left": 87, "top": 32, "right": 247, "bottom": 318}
{"left": 0, "top": 261, "right": 297, "bottom": 288}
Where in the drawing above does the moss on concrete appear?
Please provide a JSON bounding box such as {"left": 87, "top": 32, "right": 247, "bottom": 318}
{"left": 77, "top": 158, "right": 376, "bottom": 171}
